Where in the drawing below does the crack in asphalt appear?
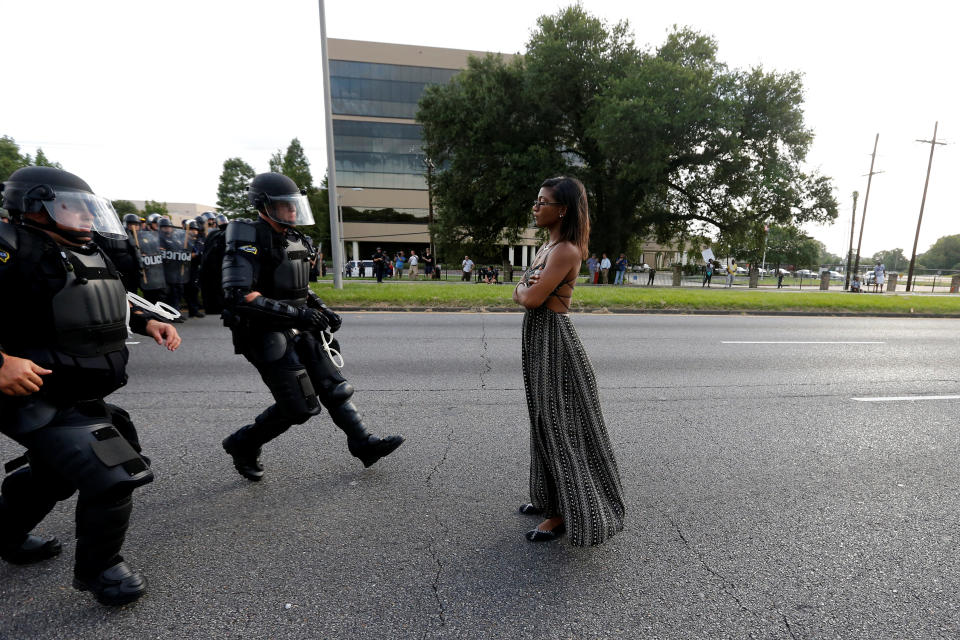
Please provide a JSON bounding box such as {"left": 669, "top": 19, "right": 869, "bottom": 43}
{"left": 782, "top": 614, "right": 799, "bottom": 640}
{"left": 479, "top": 315, "right": 492, "bottom": 390}
{"left": 663, "top": 510, "right": 765, "bottom": 625}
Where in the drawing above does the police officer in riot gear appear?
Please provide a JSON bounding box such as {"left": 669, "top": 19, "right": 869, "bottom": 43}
{"left": 137, "top": 216, "right": 166, "bottom": 305}
{"left": 220, "top": 172, "right": 403, "bottom": 481}
{"left": 159, "top": 217, "right": 190, "bottom": 316}
{"left": 144, "top": 213, "right": 161, "bottom": 232}
{"left": 184, "top": 220, "right": 204, "bottom": 318}
{"left": 0, "top": 166, "right": 181, "bottom": 606}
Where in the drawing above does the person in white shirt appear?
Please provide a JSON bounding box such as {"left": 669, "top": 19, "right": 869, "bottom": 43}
{"left": 874, "top": 262, "right": 885, "bottom": 292}
{"left": 407, "top": 250, "right": 419, "bottom": 279}
{"left": 599, "top": 253, "right": 611, "bottom": 284}
{"left": 461, "top": 256, "right": 474, "bottom": 282}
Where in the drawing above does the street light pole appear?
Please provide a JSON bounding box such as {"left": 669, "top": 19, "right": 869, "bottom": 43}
{"left": 317, "top": 0, "right": 342, "bottom": 289}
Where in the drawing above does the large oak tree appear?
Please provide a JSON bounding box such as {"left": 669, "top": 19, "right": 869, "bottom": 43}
{"left": 418, "top": 5, "right": 838, "bottom": 258}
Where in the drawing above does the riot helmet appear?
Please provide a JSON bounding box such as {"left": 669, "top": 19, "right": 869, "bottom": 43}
{"left": 246, "top": 172, "right": 314, "bottom": 227}
{"left": 185, "top": 220, "right": 199, "bottom": 230}
{"left": 123, "top": 213, "right": 141, "bottom": 229}
{"left": 215, "top": 213, "right": 228, "bottom": 229}
{"left": 158, "top": 216, "right": 174, "bottom": 236}
{"left": 0, "top": 166, "right": 126, "bottom": 240}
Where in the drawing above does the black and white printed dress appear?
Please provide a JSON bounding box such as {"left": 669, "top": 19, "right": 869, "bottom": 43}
{"left": 520, "top": 246, "right": 625, "bottom": 546}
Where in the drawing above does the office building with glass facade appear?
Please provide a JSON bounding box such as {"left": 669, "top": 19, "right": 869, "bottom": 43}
{"left": 328, "top": 39, "right": 540, "bottom": 268}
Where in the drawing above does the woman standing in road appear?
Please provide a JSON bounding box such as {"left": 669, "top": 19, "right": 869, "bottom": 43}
{"left": 512, "top": 176, "right": 625, "bottom": 546}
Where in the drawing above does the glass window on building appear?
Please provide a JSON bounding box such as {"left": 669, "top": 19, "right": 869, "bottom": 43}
{"left": 330, "top": 61, "right": 460, "bottom": 119}
{"left": 333, "top": 120, "right": 427, "bottom": 189}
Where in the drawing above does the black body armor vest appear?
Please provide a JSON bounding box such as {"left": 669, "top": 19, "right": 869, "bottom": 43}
{"left": 0, "top": 226, "right": 130, "bottom": 402}
{"left": 267, "top": 233, "right": 312, "bottom": 306}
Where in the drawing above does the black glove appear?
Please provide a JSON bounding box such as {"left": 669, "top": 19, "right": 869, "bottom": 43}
{"left": 296, "top": 307, "right": 329, "bottom": 332}
{"left": 321, "top": 307, "right": 342, "bottom": 333}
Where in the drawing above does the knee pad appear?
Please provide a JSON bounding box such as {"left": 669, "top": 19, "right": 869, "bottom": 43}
{"left": 329, "top": 382, "right": 354, "bottom": 403}
{"left": 19, "top": 411, "right": 153, "bottom": 500}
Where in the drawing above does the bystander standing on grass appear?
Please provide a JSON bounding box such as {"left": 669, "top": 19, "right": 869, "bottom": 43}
{"left": 614, "top": 253, "right": 628, "bottom": 285}
{"left": 600, "top": 253, "right": 611, "bottom": 284}
{"left": 408, "top": 250, "right": 419, "bottom": 279}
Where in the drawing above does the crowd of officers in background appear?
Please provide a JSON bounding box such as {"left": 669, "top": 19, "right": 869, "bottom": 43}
{"left": 47, "top": 211, "right": 324, "bottom": 321}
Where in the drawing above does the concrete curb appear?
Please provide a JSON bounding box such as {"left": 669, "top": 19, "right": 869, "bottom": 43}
{"left": 334, "top": 306, "right": 960, "bottom": 319}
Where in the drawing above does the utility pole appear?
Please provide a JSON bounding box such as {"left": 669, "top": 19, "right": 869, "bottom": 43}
{"left": 844, "top": 191, "right": 859, "bottom": 290}
{"left": 906, "top": 121, "right": 947, "bottom": 291}
{"left": 318, "top": 0, "right": 343, "bottom": 289}
{"left": 852, "top": 134, "right": 882, "bottom": 283}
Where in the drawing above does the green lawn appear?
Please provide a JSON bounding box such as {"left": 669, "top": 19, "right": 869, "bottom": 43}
{"left": 311, "top": 281, "right": 960, "bottom": 315}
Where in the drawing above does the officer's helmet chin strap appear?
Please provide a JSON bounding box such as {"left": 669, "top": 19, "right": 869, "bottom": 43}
{"left": 125, "top": 292, "right": 182, "bottom": 337}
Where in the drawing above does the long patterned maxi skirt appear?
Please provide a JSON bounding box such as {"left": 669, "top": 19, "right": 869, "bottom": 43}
{"left": 521, "top": 307, "right": 626, "bottom": 546}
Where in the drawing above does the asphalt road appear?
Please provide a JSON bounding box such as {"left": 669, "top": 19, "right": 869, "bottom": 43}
{"left": 2, "top": 313, "right": 959, "bottom": 639}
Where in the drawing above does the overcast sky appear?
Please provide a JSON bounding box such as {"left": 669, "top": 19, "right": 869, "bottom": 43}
{"left": 4, "top": 0, "right": 956, "bottom": 257}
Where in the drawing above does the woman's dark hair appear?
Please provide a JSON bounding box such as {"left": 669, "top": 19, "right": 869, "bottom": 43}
{"left": 540, "top": 176, "right": 590, "bottom": 259}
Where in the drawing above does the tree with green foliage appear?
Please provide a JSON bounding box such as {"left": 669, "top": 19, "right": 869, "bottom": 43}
{"left": 112, "top": 200, "right": 139, "bottom": 216}
{"left": 870, "top": 248, "right": 908, "bottom": 271}
{"left": 216, "top": 157, "right": 256, "bottom": 217}
{"left": 269, "top": 138, "right": 313, "bottom": 190}
{"left": 0, "top": 136, "right": 27, "bottom": 181}
{"left": 1, "top": 135, "right": 62, "bottom": 180}
{"left": 917, "top": 235, "right": 960, "bottom": 270}
{"left": 760, "top": 224, "right": 822, "bottom": 269}
{"left": 418, "top": 5, "right": 838, "bottom": 258}
{"left": 143, "top": 200, "right": 168, "bottom": 216}
{"left": 33, "top": 148, "right": 61, "bottom": 169}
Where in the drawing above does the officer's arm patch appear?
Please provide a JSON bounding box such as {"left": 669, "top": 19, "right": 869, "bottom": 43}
{"left": 239, "top": 245, "right": 258, "bottom": 256}
{"left": 0, "top": 250, "right": 10, "bottom": 263}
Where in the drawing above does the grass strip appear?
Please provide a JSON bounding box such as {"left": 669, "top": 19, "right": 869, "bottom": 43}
{"left": 311, "top": 281, "right": 960, "bottom": 315}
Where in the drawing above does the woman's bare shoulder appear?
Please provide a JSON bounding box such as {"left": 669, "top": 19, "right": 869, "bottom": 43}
{"left": 552, "top": 241, "right": 581, "bottom": 261}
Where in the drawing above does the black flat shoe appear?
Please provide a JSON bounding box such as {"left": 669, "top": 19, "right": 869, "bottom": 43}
{"left": 349, "top": 434, "right": 404, "bottom": 468}
{"left": 518, "top": 503, "right": 543, "bottom": 516}
{"left": 525, "top": 523, "right": 566, "bottom": 542}
{"left": 222, "top": 435, "right": 264, "bottom": 481}
{"left": 73, "top": 561, "right": 146, "bottom": 606}
{"left": 0, "top": 534, "right": 63, "bottom": 565}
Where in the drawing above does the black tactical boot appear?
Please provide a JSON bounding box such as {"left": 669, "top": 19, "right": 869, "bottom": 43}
{"left": 329, "top": 399, "right": 404, "bottom": 468}
{"left": 348, "top": 434, "right": 405, "bottom": 468}
{"left": 222, "top": 430, "right": 264, "bottom": 481}
{"left": 73, "top": 560, "right": 147, "bottom": 606}
{"left": 0, "top": 534, "right": 62, "bottom": 565}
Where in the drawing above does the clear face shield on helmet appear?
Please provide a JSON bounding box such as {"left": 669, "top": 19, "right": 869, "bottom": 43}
{"left": 40, "top": 188, "right": 126, "bottom": 240}
{"left": 261, "top": 193, "right": 315, "bottom": 227}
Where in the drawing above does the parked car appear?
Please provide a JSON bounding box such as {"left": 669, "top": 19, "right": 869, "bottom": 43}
{"left": 861, "top": 271, "right": 877, "bottom": 285}
{"left": 735, "top": 266, "right": 748, "bottom": 274}
{"left": 631, "top": 263, "right": 652, "bottom": 272}
{"left": 345, "top": 260, "right": 375, "bottom": 277}
{"left": 775, "top": 268, "right": 791, "bottom": 276}
{"left": 825, "top": 270, "right": 844, "bottom": 280}
{"left": 795, "top": 269, "right": 815, "bottom": 278}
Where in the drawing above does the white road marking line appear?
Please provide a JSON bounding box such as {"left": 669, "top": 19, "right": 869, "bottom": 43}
{"left": 721, "top": 341, "right": 885, "bottom": 344}
{"left": 853, "top": 395, "right": 960, "bottom": 402}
